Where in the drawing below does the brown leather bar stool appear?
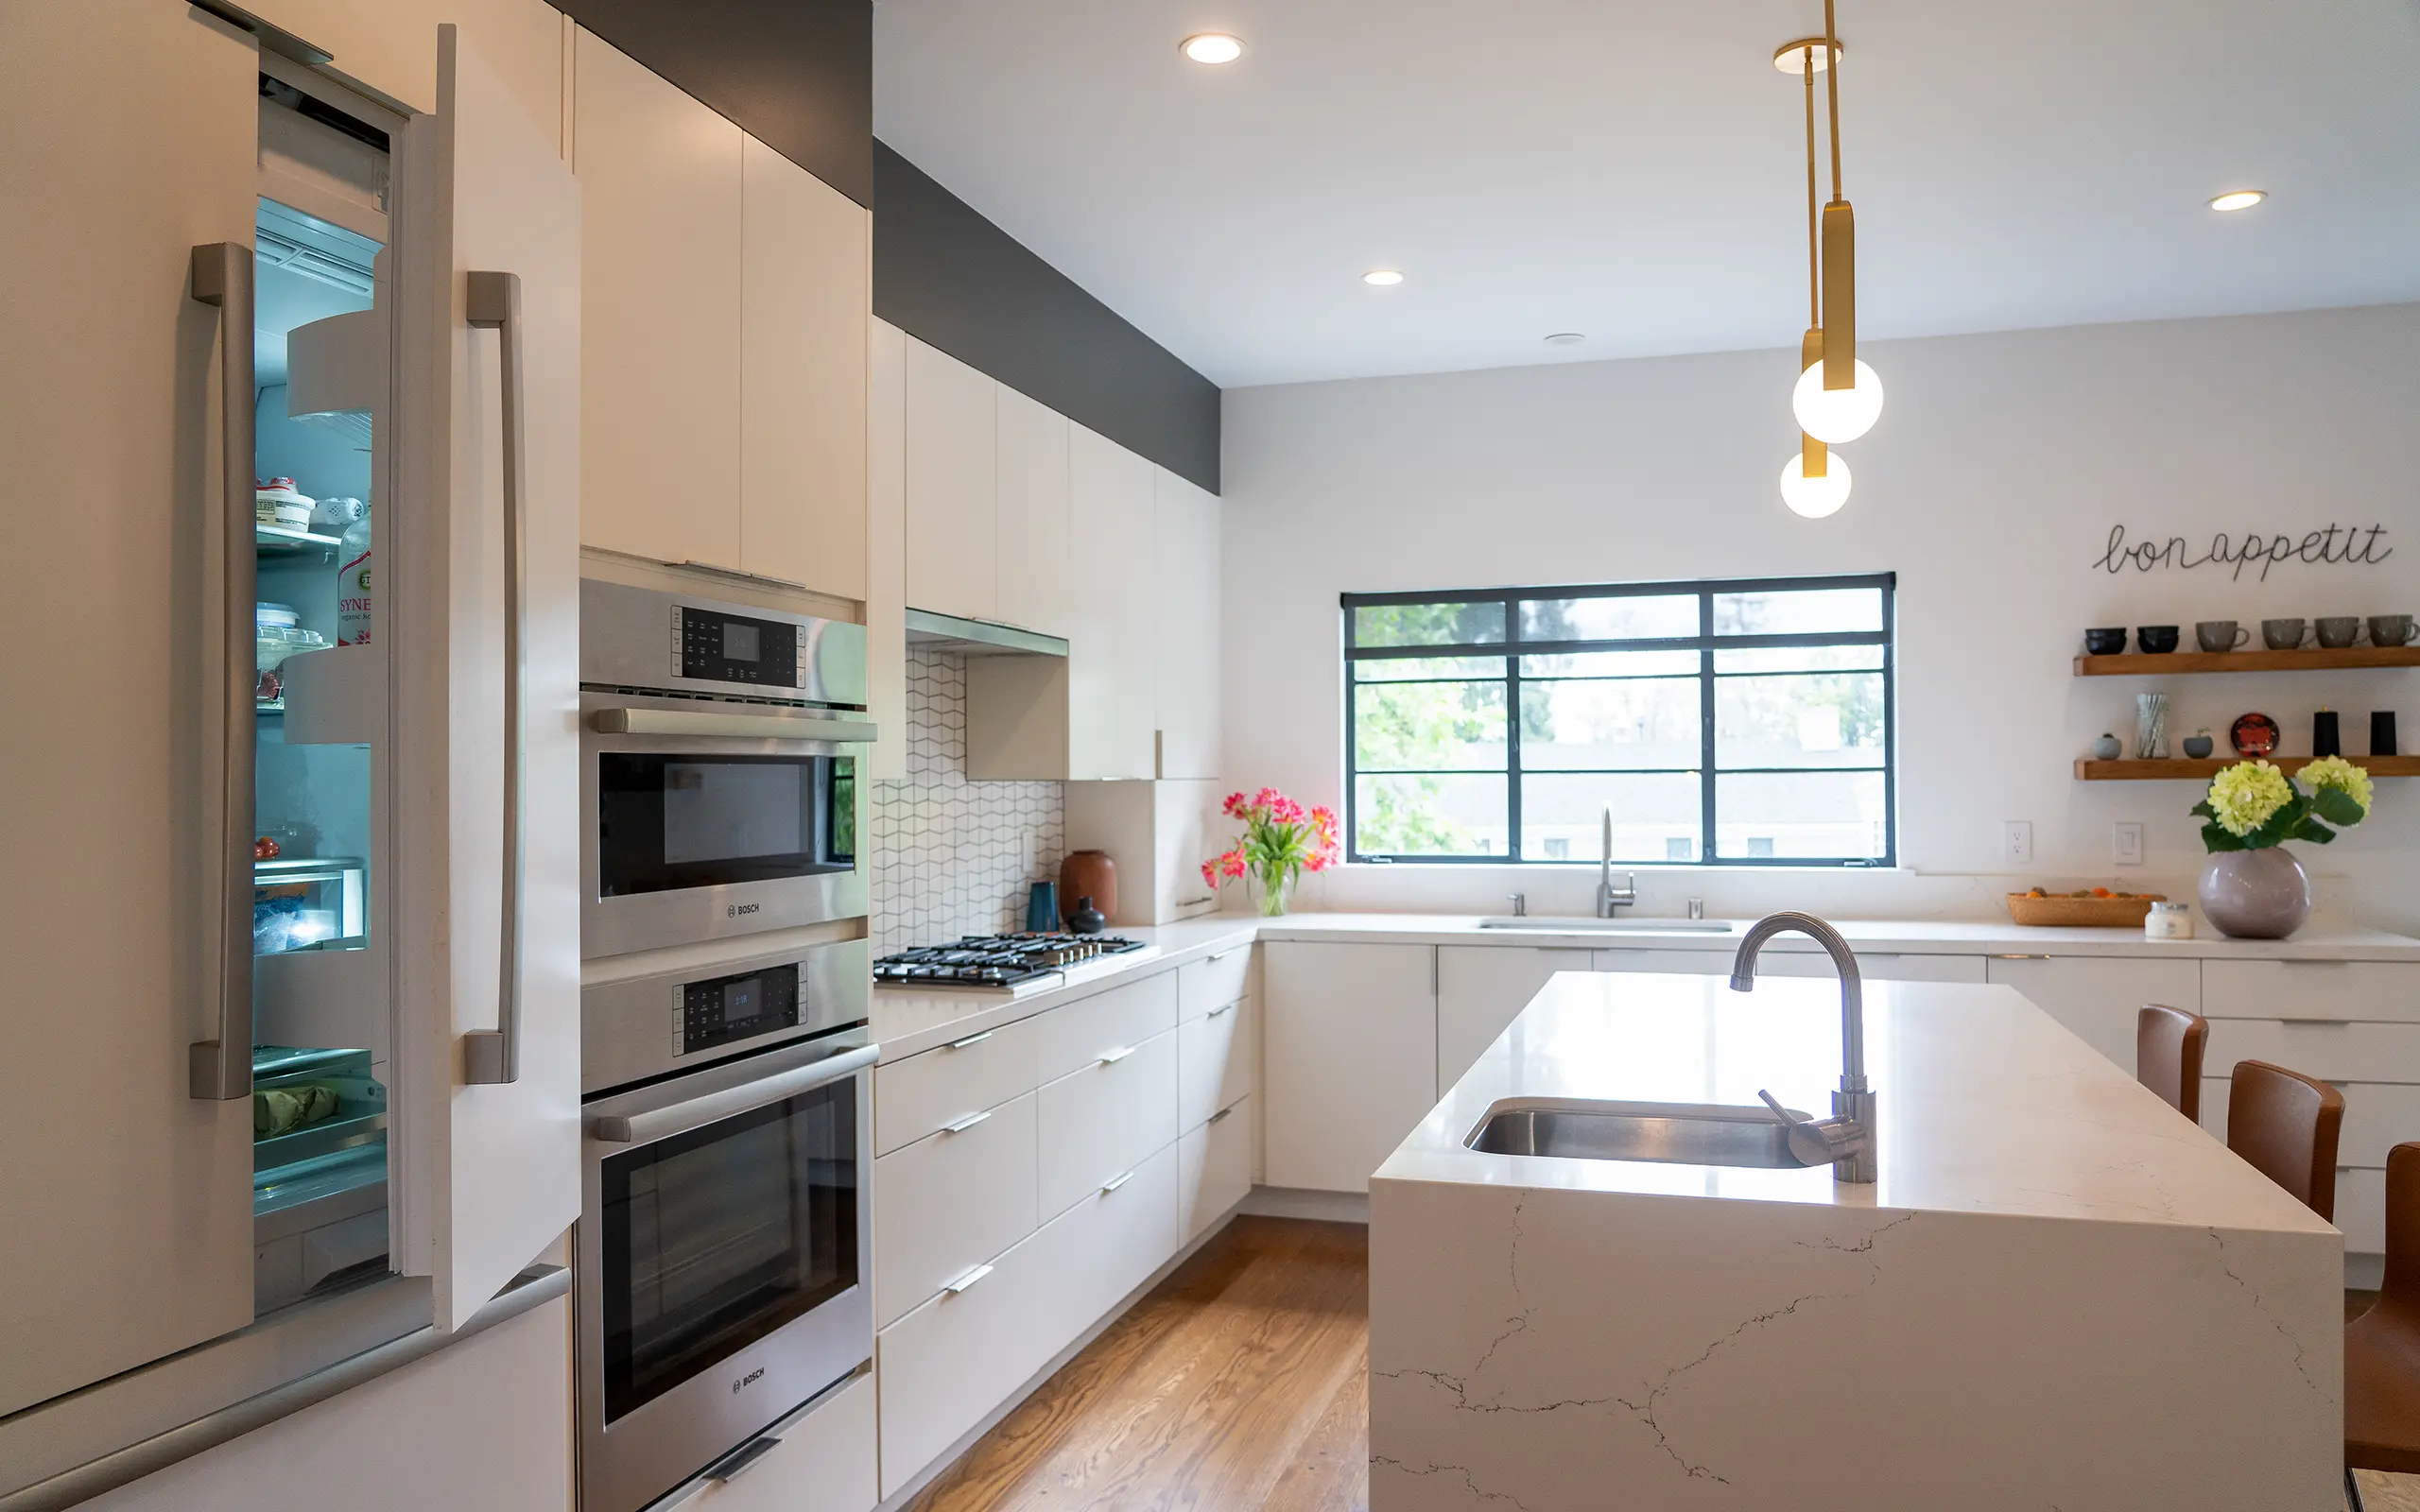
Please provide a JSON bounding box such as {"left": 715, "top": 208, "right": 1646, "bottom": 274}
{"left": 2136, "top": 1004, "right": 2208, "bottom": 1122}
{"left": 2344, "top": 1144, "right": 2420, "bottom": 1512}
{"left": 2226, "top": 1059, "right": 2344, "bottom": 1220}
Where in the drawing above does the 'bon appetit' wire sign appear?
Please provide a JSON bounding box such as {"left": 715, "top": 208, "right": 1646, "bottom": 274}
{"left": 2095, "top": 524, "right": 2394, "bottom": 582}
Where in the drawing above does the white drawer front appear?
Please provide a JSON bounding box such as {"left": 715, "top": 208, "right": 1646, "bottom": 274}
{"left": 873, "top": 1090, "right": 1039, "bottom": 1330}
{"left": 1053, "top": 1139, "right": 1181, "bottom": 1345}
{"left": 1178, "top": 945, "right": 1253, "bottom": 1020}
{"left": 874, "top": 1014, "right": 1040, "bottom": 1156}
{"left": 1178, "top": 996, "right": 1255, "bottom": 1130}
{"left": 1035, "top": 970, "right": 1179, "bottom": 1085}
{"left": 1857, "top": 954, "right": 1987, "bottom": 984}
{"left": 2203, "top": 1077, "right": 2420, "bottom": 1171}
{"left": 1039, "top": 1027, "right": 1179, "bottom": 1218}
{"left": 2203, "top": 960, "right": 2420, "bottom": 1023}
{"left": 689, "top": 1372, "right": 876, "bottom": 1512}
{"left": 1593, "top": 949, "right": 1727, "bottom": 975}
{"left": 2204, "top": 1019, "right": 2420, "bottom": 1086}
{"left": 1180, "top": 1095, "right": 1253, "bottom": 1242}
{"left": 2340, "top": 1167, "right": 2386, "bottom": 1253}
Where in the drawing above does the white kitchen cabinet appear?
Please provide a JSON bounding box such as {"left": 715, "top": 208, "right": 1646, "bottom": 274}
{"left": 2200, "top": 960, "right": 2420, "bottom": 1023}
{"left": 738, "top": 135, "right": 868, "bottom": 599}
{"left": 873, "top": 1013, "right": 1040, "bottom": 1155}
{"left": 1152, "top": 466, "right": 1220, "bottom": 781}
{"left": 1034, "top": 971, "right": 1180, "bottom": 1083}
{"left": 1180, "top": 1097, "right": 1254, "bottom": 1242}
{"left": 1983, "top": 955, "right": 2201, "bottom": 1073}
{"left": 1178, "top": 943, "right": 1254, "bottom": 1020}
{"left": 994, "top": 385, "right": 1070, "bottom": 633}
{"left": 1063, "top": 779, "right": 1226, "bottom": 924}
{"left": 873, "top": 1091, "right": 1039, "bottom": 1329}
{"left": 2202, "top": 1076, "right": 2420, "bottom": 1172}
{"left": 1179, "top": 997, "right": 1256, "bottom": 1129}
{"left": 1037, "top": 1028, "right": 1179, "bottom": 1218}
{"left": 865, "top": 318, "right": 907, "bottom": 779}
{"left": 683, "top": 1372, "right": 877, "bottom": 1512}
{"left": 2201, "top": 1019, "right": 2420, "bottom": 1087}
{"left": 1066, "top": 423, "right": 1156, "bottom": 779}
{"left": 1263, "top": 943, "right": 1438, "bottom": 1193}
{"left": 574, "top": 26, "right": 743, "bottom": 569}
{"left": 1593, "top": 947, "right": 1729, "bottom": 975}
{"left": 903, "top": 336, "right": 997, "bottom": 620}
{"left": 1437, "top": 946, "right": 1593, "bottom": 1095}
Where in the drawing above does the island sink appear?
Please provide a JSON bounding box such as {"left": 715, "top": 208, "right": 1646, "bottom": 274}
{"left": 1464, "top": 1097, "right": 1809, "bottom": 1168}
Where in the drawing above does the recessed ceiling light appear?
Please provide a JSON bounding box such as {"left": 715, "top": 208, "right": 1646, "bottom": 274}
{"left": 1362, "top": 269, "right": 1405, "bottom": 287}
{"left": 1181, "top": 33, "right": 1245, "bottom": 64}
{"left": 1544, "top": 333, "right": 1586, "bottom": 346}
{"left": 2208, "top": 189, "right": 2267, "bottom": 213}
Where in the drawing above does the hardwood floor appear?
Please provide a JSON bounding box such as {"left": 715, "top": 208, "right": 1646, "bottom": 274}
{"left": 908, "top": 1217, "right": 2408, "bottom": 1511}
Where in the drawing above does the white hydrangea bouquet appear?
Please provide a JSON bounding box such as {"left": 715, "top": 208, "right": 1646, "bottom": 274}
{"left": 2193, "top": 756, "right": 2372, "bottom": 851}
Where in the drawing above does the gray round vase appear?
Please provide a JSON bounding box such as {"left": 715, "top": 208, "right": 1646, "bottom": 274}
{"left": 2197, "top": 849, "right": 2312, "bottom": 939}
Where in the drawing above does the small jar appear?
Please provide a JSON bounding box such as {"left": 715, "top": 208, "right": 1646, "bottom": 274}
{"left": 2145, "top": 901, "right": 2194, "bottom": 941}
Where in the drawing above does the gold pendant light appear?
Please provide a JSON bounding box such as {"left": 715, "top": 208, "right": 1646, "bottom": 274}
{"left": 1777, "top": 34, "right": 1851, "bottom": 517}
{"left": 1788, "top": 0, "right": 1883, "bottom": 448}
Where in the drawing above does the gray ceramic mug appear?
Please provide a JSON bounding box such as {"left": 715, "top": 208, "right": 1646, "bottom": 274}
{"left": 2261, "top": 618, "right": 2308, "bottom": 650}
{"left": 2195, "top": 620, "right": 2250, "bottom": 652}
{"left": 2316, "top": 616, "right": 2365, "bottom": 649}
{"left": 2370, "top": 614, "right": 2416, "bottom": 648}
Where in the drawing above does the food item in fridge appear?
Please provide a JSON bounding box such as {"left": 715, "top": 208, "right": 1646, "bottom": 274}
{"left": 254, "top": 477, "right": 314, "bottom": 529}
{"left": 336, "top": 503, "right": 372, "bottom": 646}
{"left": 254, "top": 835, "right": 282, "bottom": 860}
{"left": 252, "top": 1082, "right": 341, "bottom": 1138}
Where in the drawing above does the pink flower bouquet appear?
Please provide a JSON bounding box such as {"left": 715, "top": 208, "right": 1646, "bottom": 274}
{"left": 1201, "top": 788, "right": 1340, "bottom": 917}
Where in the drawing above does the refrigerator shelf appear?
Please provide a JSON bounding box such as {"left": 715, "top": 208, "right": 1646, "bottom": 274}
{"left": 255, "top": 523, "right": 342, "bottom": 557}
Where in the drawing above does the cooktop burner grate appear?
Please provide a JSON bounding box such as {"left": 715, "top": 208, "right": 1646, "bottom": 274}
{"left": 873, "top": 932, "right": 1148, "bottom": 989}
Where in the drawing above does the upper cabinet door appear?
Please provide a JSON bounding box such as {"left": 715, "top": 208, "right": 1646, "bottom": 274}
{"left": 0, "top": 0, "right": 259, "bottom": 1418}
{"left": 994, "top": 386, "right": 1071, "bottom": 634}
{"left": 1152, "top": 468, "right": 1220, "bottom": 781}
{"left": 394, "top": 26, "right": 584, "bottom": 1330}
{"left": 739, "top": 136, "right": 870, "bottom": 599}
{"left": 573, "top": 27, "right": 742, "bottom": 571}
{"left": 903, "top": 337, "right": 998, "bottom": 620}
{"left": 1067, "top": 425, "right": 1156, "bottom": 779}
{"left": 866, "top": 319, "right": 908, "bottom": 781}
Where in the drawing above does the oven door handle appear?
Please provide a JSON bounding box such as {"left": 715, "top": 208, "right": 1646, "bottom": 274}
{"left": 591, "top": 1044, "right": 878, "bottom": 1145}
{"left": 587, "top": 706, "right": 880, "bottom": 744}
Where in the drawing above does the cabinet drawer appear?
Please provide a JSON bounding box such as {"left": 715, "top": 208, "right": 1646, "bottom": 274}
{"left": 1180, "top": 1095, "right": 1253, "bottom": 1242}
{"left": 2202, "top": 1077, "right": 2420, "bottom": 1172}
{"left": 873, "top": 1091, "right": 1039, "bottom": 1329}
{"left": 2204, "top": 1019, "right": 2420, "bottom": 1086}
{"left": 1039, "top": 1028, "right": 1178, "bottom": 1218}
{"left": 2340, "top": 1167, "right": 2386, "bottom": 1253}
{"left": 1178, "top": 946, "right": 1253, "bottom": 1020}
{"left": 2202, "top": 960, "right": 2420, "bottom": 1023}
{"left": 874, "top": 1014, "right": 1039, "bottom": 1156}
{"left": 1054, "top": 1139, "right": 1181, "bottom": 1347}
{"left": 1179, "top": 997, "right": 1254, "bottom": 1130}
{"left": 1035, "top": 971, "right": 1178, "bottom": 1084}
{"left": 688, "top": 1372, "right": 876, "bottom": 1512}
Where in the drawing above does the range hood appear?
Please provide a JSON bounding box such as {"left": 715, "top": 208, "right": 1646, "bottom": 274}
{"left": 905, "top": 608, "right": 1067, "bottom": 658}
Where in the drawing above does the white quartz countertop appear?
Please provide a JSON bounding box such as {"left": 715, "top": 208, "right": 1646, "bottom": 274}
{"left": 1375, "top": 970, "right": 2338, "bottom": 1235}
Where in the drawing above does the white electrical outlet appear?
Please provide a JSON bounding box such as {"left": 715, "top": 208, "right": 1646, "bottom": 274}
{"left": 2004, "top": 820, "right": 2034, "bottom": 866}
{"left": 2114, "top": 822, "right": 2145, "bottom": 866}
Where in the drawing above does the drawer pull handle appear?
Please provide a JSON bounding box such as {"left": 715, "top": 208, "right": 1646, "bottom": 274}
{"left": 1208, "top": 1105, "right": 1236, "bottom": 1125}
{"left": 942, "top": 1263, "right": 994, "bottom": 1296}
{"left": 946, "top": 1030, "right": 994, "bottom": 1051}
{"left": 1205, "top": 1003, "right": 1237, "bottom": 1020}
{"left": 2284, "top": 1019, "right": 2352, "bottom": 1028}
{"left": 1098, "top": 1045, "right": 1138, "bottom": 1066}
{"left": 941, "top": 1110, "right": 992, "bottom": 1135}
{"left": 1991, "top": 954, "right": 2053, "bottom": 961}
{"left": 1100, "top": 1169, "right": 1136, "bottom": 1194}
{"left": 1207, "top": 949, "right": 1239, "bottom": 963}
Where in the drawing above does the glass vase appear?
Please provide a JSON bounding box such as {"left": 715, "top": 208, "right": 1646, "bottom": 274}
{"left": 1252, "top": 868, "right": 1292, "bottom": 917}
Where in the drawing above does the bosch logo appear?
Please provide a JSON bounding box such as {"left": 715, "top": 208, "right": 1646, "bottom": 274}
{"left": 731, "top": 1367, "right": 764, "bottom": 1395}
{"left": 728, "top": 903, "right": 760, "bottom": 919}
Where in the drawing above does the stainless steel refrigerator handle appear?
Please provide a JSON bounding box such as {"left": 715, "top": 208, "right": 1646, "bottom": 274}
{"left": 590, "top": 1044, "right": 878, "bottom": 1145}
{"left": 188, "top": 244, "right": 255, "bottom": 1103}
{"left": 463, "top": 271, "right": 525, "bottom": 1086}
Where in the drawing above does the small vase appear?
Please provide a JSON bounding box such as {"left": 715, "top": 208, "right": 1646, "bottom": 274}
{"left": 1252, "top": 869, "right": 1292, "bottom": 917}
{"left": 2198, "top": 849, "right": 2311, "bottom": 940}
{"left": 2135, "top": 692, "right": 2169, "bottom": 760}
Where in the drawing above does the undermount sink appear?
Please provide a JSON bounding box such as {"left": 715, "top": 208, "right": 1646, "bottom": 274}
{"left": 1475, "top": 917, "right": 1735, "bottom": 933}
{"left": 1464, "top": 1097, "right": 1811, "bottom": 1169}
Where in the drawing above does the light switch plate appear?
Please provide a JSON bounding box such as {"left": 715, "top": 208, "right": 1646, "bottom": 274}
{"left": 2113, "top": 821, "right": 2145, "bottom": 866}
{"left": 2003, "top": 820, "right": 2033, "bottom": 866}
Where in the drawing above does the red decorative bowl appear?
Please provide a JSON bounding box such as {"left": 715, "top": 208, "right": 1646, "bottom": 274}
{"left": 2230, "top": 712, "right": 2281, "bottom": 757}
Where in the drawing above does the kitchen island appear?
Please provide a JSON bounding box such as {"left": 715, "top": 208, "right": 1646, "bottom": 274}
{"left": 1368, "top": 971, "right": 2342, "bottom": 1509}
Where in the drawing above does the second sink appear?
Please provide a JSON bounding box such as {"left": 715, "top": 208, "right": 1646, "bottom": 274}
{"left": 1465, "top": 1096, "right": 1810, "bottom": 1169}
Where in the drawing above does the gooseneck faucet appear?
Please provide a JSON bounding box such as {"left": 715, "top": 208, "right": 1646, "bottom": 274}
{"left": 1596, "top": 806, "right": 1635, "bottom": 919}
{"left": 1730, "top": 911, "right": 1876, "bottom": 1183}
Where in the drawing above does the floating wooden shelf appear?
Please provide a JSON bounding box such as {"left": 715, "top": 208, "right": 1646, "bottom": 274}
{"left": 2074, "top": 647, "right": 2420, "bottom": 677}
{"left": 2075, "top": 755, "right": 2420, "bottom": 782}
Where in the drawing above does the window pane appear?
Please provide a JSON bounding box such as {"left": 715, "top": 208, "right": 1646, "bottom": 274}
{"left": 1354, "top": 681, "right": 1507, "bottom": 770}
{"left": 1715, "top": 771, "right": 1887, "bottom": 859}
{"left": 1353, "top": 655, "right": 1507, "bottom": 682}
{"left": 1712, "top": 587, "right": 1882, "bottom": 637}
{"left": 1519, "top": 679, "right": 1701, "bottom": 770}
{"left": 1520, "top": 649, "right": 1699, "bottom": 679}
{"left": 1356, "top": 774, "right": 1508, "bottom": 856}
{"left": 1521, "top": 773, "right": 1703, "bottom": 862}
{"left": 1521, "top": 594, "right": 1697, "bottom": 643}
{"left": 1714, "top": 644, "right": 1885, "bottom": 675}
{"left": 1714, "top": 673, "right": 1886, "bottom": 769}
{"left": 1355, "top": 601, "right": 1505, "bottom": 648}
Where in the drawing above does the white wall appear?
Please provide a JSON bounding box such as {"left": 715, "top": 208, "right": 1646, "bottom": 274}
{"left": 1219, "top": 304, "right": 2420, "bottom": 933}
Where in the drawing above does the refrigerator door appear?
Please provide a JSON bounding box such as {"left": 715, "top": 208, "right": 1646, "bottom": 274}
{"left": 389, "top": 27, "right": 583, "bottom": 1330}
{"left": 0, "top": 1, "right": 262, "bottom": 1417}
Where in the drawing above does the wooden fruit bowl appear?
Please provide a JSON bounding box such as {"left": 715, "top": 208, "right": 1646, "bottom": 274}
{"left": 2005, "top": 892, "right": 2166, "bottom": 928}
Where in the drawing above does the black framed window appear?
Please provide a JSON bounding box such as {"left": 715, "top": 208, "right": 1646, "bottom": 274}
{"left": 1343, "top": 574, "right": 1895, "bottom": 867}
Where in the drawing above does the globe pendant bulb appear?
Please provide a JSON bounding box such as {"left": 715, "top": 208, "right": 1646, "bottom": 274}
{"left": 1791, "top": 358, "right": 1885, "bottom": 444}
{"left": 1779, "top": 448, "right": 1852, "bottom": 518}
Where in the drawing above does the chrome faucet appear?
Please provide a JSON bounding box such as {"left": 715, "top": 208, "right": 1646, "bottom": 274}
{"left": 1596, "top": 806, "right": 1635, "bottom": 918}
{"left": 1729, "top": 911, "right": 1876, "bottom": 1183}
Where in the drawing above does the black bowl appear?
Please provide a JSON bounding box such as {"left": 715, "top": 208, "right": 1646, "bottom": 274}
{"left": 2136, "top": 625, "right": 2181, "bottom": 654}
{"left": 2083, "top": 627, "right": 2127, "bottom": 656}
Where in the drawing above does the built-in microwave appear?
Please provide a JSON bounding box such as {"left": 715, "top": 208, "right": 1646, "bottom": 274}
{"left": 580, "top": 579, "right": 874, "bottom": 961}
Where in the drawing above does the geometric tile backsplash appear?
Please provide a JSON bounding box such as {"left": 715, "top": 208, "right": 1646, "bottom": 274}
{"left": 869, "top": 646, "right": 1065, "bottom": 952}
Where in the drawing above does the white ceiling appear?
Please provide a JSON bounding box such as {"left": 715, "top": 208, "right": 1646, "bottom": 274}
{"left": 873, "top": 0, "right": 2420, "bottom": 388}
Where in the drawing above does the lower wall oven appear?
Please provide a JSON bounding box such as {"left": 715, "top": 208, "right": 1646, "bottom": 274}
{"left": 578, "top": 939, "right": 873, "bottom": 1512}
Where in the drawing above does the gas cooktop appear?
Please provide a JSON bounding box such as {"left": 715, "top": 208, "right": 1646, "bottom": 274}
{"left": 873, "top": 932, "right": 1149, "bottom": 990}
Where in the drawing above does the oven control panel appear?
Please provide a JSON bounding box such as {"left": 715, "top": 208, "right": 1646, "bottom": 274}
{"left": 675, "top": 962, "right": 802, "bottom": 1058}
{"left": 673, "top": 605, "right": 805, "bottom": 689}
{"left": 578, "top": 578, "right": 869, "bottom": 709}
